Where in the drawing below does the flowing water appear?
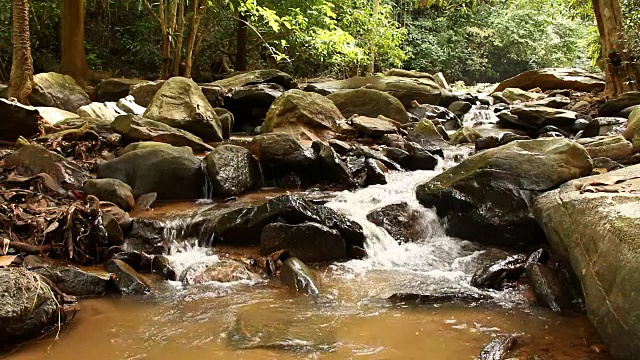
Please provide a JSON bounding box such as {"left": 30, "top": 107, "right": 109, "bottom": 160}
{"left": 3, "top": 149, "right": 609, "bottom": 360}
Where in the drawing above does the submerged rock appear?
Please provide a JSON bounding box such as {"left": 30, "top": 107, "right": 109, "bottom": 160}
{"left": 0, "top": 267, "right": 59, "bottom": 345}
{"left": 388, "top": 292, "right": 489, "bottom": 305}
{"left": 366, "top": 202, "right": 425, "bottom": 243}
{"left": 471, "top": 254, "right": 527, "bottom": 290}
{"left": 533, "top": 164, "right": 640, "bottom": 358}
{"left": 416, "top": 138, "right": 592, "bottom": 248}
{"left": 261, "top": 222, "right": 347, "bottom": 262}
{"left": 179, "top": 258, "right": 259, "bottom": 285}
{"left": 479, "top": 335, "right": 517, "bottom": 360}
{"left": 280, "top": 257, "right": 320, "bottom": 295}
{"left": 204, "top": 144, "right": 259, "bottom": 197}
{"left": 104, "top": 259, "right": 150, "bottom": 295}
{"left": 327, "top": 88, "right": 410, "bottom": 124}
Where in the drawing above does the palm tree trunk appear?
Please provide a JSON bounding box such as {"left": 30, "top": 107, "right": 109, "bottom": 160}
{"left": 8, "top": 0, "right": 34, "bottom": 104}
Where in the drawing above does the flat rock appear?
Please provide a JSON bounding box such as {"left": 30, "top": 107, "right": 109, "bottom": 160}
{"left": 111, "top": 114, "right": 213, "bottom": 151}
{"left": 494, "top": 68, "right": 605, "bottom": 93}
{"left": 577, "top": 135, "right": 634, "bottom": 163}
{"left": 351, "top": 115, "right": 397, "bottom": 136}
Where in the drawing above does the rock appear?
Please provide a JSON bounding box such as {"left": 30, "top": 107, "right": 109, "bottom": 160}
{"left": 577, "top": 135, "right": 634, "bottom": 162}
{"left": 261, "top": 222, "right": 347, "bottom": 262}
{"left": 533, "top": 165, "right": 640, "bottom": 358}
{"left": 388, "top": 292, "right": 489, "bottom": 305}
{"left": 4, "top": 144, "right": 88, "bottom": 189}
{"left": 143, "top": 77, "right": 223, "bottom": 142}
{"left": 573, "top": 118, "right": 601, "bottom": 138}
{"left": 526, "top": 263, "right": 575, "bottom": 314}
{"left": 83, "top": 178, "right": 135, "bottom": 211}
{"left": 470, "top": 254, "right": 527, "bottom": 289}
{"left": 0, "top": 267, "right": 58, "bottom": 345}
{"left": 36, "top": 107, "right": 79, "bottom": 125}
{"left": 448, "top": 100, "right": 472, "bottom": 117}
{"left": 501, "top": 88, "right": 546, "bottom": 103}
{"left": 351, "top": 115, "right": 397, "bottom": 136}
{"left": 129, "top": 80, "right": 164, "bottom": 107}
{"left": 199, "top": 84, "right": 226, "bottom": 108}
{"left": 409, "top": 103, "right": 458, "bottom": 124}
{"left": 212, "top": 69, "right": 296, "bottom": 91}
{"left": 204, "top": 145, "right": 259, "bottom": 197}
{"left": 450, "top": 126, "right": 482, "bottom": 145}
{"left": 505, "top": 106, "right": 578, "bottom": 130}
{"left": 96, "top": 146, "right": 205, "bottom": 200}
{"left": 118, "top": 141, "right": 181, "bottom": 156}
{"left": 416, "top": 139, "right": 592, "bottom": 248}
{"left": 414, "top": 119, "right": 444, "bottom": 141}
{"left": 475, "top": 136, "right": 500, "bottom": 151}
{"left": 111, "top": 114, "right": 213, "bottom": 152}
{"left": 312, "top": 141, "right": 356, "bottom": 187}
{"left": 103, "top": 213, "right": 125, "bottom": 246}
{"left": 223, "top": 83, "right": 284, "bottom": 132}
{"left": 366, "top": 202, "right": 425, "bottom": 242}
{"left": 616, "top": 105, "right": 640, "bottom": 118}
{"left": 592, "top": 157, "right": 624, "bottom": 172}
{"left": 494, "top": 68, "right": 605, "bottom": 93}
{"left": 55, "top": 117, "right": 115, "bottom": 137}
{"left": 104, "top": 259, "right": 150, "bottom": 295}
{"left": 179, "top": 259, "right": 259, "bottom": 285}
{"left": 250, "top": 133, "right": 316, "bottom": 184}
{"left": 25, "top": 255, "right": 110, "bottom": 296}
{"left": 280, "top": 257, "right": 320, "bottom": 295}
{"left": 96, "top": 78, "right": 149, "bottom": 102}
{"left": 384, "top": 146, "right": 438, "bottom": 171}
{"left": 29, "top": 72, "right": 91, "bottom": 112}
{"left": 479, "top": 335, "right": 517, "bottom": 360}
{"left": 384, "top": 68, "right": 436, "bottom": 79}
{"left": 214, "top": 108, "right": 234, "bottom": 139}
{"left": 116, "top": 95, "right": 146, "bottom": 115}
{"left": 327, "top": 88, "right": 410, "bottom": 124}
{"left": 365, "top": 158, "right": 387, "bottom": 185}
{"left": 527, "top": 96, "right": 571, "bottom": 109}
{"left": 595, "top": 117, "right": 626, "bottom": 136}
{"left": 625, "top": 107, "right": 640, "bottom": 150}
{"left": 499, "top": 133, "right": 531, "bottom": 145}
{"left": 599, "top": 91, "right": 640, "bottom": 117}
{"left": 571, "top": 100, "right": 590, "bottom": 112}
{"left": 151, "top": 255, "right": 177, "bottom": 281}
{"left": 305, "top": 75, "right": 444, "bottom": 108}
{"left": 328, "top": 139, "right": 353, "bottom": 155}
{"left": 0, "top": 98, "right": 41, "bottom": 141}
{"left": 77, "top": 102, "right": 124, "bottom": 121}
{"left": 263, "top": 89, "right": 343, "bottom": 137}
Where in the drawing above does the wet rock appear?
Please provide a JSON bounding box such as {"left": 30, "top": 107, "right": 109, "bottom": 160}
{"left": 526, "top": 263, "right": 575, "bottom": 314}
{"left": 29, "top": 72, "right": 90, "bottom": 112}
{"left": 151, "top": 255, "right": 177, "bottom": 281}
{"left": 25, "top": 255, "right": 110, "bottom": 296}
{"left": 312, "top": 141, "right": 356, "bottom": 187}
{"left": 577, "top": 135, "right": 634, "bottom": 163}
{"left": 327, "top": 88, "right": 410, "bottom": 124}
{"left": 416, "top": 138, "right": 592, "bottom": 248}
{"left": 365, "top": 158, "right": 387, "bottom": 185}
{"left": 77, "top": 102, "right": 124, "bottom": 121}
{"left": 448, "top": 100, "right": 473, "bottom": 117}
{"left": 414, "top": 119, "right": 444, "bottom": 141}
{"left": 0, "top": 98, "right": 41, "bottom": 141}
{"left": 179, "top": 258, "right": 259, "bottom": 285}
{"left": 261, "top": 222, "right": 347, "bottom": 262}
{"left": 504, "top": 106, "right": 578, "bottom": 131}
{"left": 111, "top": 251, "right": 152, "bottom": 271}
{"left": 498, "top": 133, "right": 531, "bottom": 145}
{"left": 352, "top": 144, "right": 403, "bottom": 170}
{"left": 104, "top": 259, "right": 150, "bottom": 295}
{"left": 533, "top": 165, "right": 640, "bottom": 358}
{"left": 0, "top": 267, "right": 58, "bottom": 345}
{"left": 388, "top": 292, "right": 489, "bottom": 304}
{"left": 409, "top": 103, "right": 458, "bottom": 124}
{"left": 526, "top": 248, "right": 549, "bottom": 265}
{"left": 475, "top": 136, "right": 500, "bottom": 151}
{"left": 250, "top": 133, "right": 316, "bottom": 184}
{"left": 83, "top": 178, "right": 135, "bottom": 211}
{"left": 616, "top": 105, "right": 640, "bottom": 118}
{"left": 351, "top": 115, "right": 397, "bottom": 136}
{"left": 204, "top": 144, "right": 259, "bottom": 197}
{"left": 134, "top": 192, "right": 157, "bottom": 210}
{"left": 144, "top": 77, "right": 223, "bottom": 142}
{"left": 280, "top": 257, "right": 320, "bottom": 295}
{"left": 263, "top": 89, "right": 342, "bottom": 137}
{"left": 471, "top": 254, "right": 527, "bottom": 289}
{"left": 212, "top": 69, "right": 296, "bottom": 91}
{"left": 537, "top": 125, "right": 570, "bottom": 138}
{"left": 366, "top": 202, "right": 425, "bottom": 243}
{"left": 4, "top": 144, "right": 88, "bottom": 189}
{"left": 404, "top": 142, "right": 439, "bottom": 170}
{"left": 224, "top": 83, "right": 284, "bottom": 132}
{"left": 103, "top": 213, "right": 125, "bottom": 246}
{"left": 500, "top": 88, "right": 546, "bottom": 104}
{"left": 96, "top": 78, "right": 149, "bottom": 102}
{"left": 494, "top": 68, "right": 605, "bottom": 93}
{"left": 479, "top": 335, "right": 517, "bottom": 360}
{"left": 450, "top": 126, "right": 482, "bottom": 145}
{"left": 129, "top": 80, "right": 164, "bottom": 107}
{"left": 599, "top": 91, "right": 640, "bottom": 117}
{"left": 96, "top": 146, "right": 205, "bottom": 200}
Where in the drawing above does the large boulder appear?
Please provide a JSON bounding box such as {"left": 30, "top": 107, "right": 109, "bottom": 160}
{"left": 0, "top": 98, "right": 41, "bottom": 141}
{"left": 533, "top": 165, "right": 640, "bottom": 359}
{"left": 111, "top": 114, "right": 213, "bottom": 151}
{"left": 327, "top": 88, "right": 410, "bottom": 124}
{"left": 305, "top": 75, "right": 444, "bottom": 108}
{"left": 0, "top": 267, "right": 58, "bottom": 345}
{"left": 96, "top": 146, "right": 205, "bottom": 200}
{"left": 83, "top": 178, "right": 135, "bottom": 211}
{"left": 29, "top": 72, "right": 90, "bottom": 112}
{"left": 223, "top": 83, "right": 285, "bottom": 132}
{"left": 96, "top": 78, "right": 149, "bottom": 102}
{"left": 143, "top": 77, "right": 223, "bottom": 141}
{"left": 261, "top": 222, "right": 348, "bottom": 262}
{"left": 504, "top": 105, "right": 578, "bottom": 131}
{"left": 494, "top": 68, "right": 605, "bottom": 93}
{"left": 599, "top": 91, "right": 640, "bottom": 117}
{"left": 203, "top": 144, "right": 259, "bottom": 197}
{"left": 4, "top": 144, "right": 88, "bottom": 189}
{"left": 416, "top": 138, "right": 593, "bottom": 247}
{"left": 212, "top": 69, "right": 296, "bottom": 91}
{"left": 263, "top": 89, "right": 343, "bottom": 138}
{"left": 577, "top": 135, "right": 634, "bottom": 163}
{"left": 129, "top": 80, "right": 164, "bottom": 107}
{"left": 250, "top": 133, "right": 316, "bottom": 185}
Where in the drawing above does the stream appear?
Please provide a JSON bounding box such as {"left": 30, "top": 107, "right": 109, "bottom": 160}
{"left": 3, "top": 148, "right": 607, "bottom": 360}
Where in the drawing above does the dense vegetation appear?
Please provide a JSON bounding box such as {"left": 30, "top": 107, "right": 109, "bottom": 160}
{"left": 0, "top": 0, "right": 638, "bottom": 85}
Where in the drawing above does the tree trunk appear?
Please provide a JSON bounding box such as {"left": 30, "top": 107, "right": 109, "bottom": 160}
{"left": 172, "top": 0, "right": 185, "bottom": 76}
{"left": 9, "top": 0, "right": 34, "bottom": 104}
{"left": 60, "top": 0, "right": 92, "bottom": 84}
{"left": 368, "top": 0, "right": 380, "bottom": 75}
{"left": 235, "top": 13, "right": 248, "bottom": 71}
{"left": 592, "top": 0, "right": 639, "bottom": 97}
{"left": 184, "top": 0, "right": 205, "bottom": 78}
